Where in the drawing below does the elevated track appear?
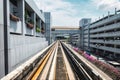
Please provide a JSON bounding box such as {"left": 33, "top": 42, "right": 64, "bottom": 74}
{"left": 1, "top": 41, "right": 112, "bottom": 80}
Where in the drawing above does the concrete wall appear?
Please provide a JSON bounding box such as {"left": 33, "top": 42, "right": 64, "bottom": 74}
{"left": 8, "top": 34, "right": 48, "bottom": 71}
{"left": 0, "top": 0, "right": 5, "bottom": 78}
{"left": 0, "top": 0, "right": 49, "bottom": 78}
{"left": 0, "top": 24, "right": 5, "bottom": 78}
{"left": 0, "top": 0, "right": 3, "bottom": 24}
{"left": 7, "top": 0, "right": 48, "bottom": 73}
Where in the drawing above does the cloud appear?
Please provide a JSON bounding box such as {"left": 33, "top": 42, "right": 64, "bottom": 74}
{"left": 91, "top": 0, "right": 120, "bottom": 10}
{"left": 33, "top": 0, "right": 120, "bottom": 27}
{"left": 33, "top": 0, "right": 79, "bottom": 27}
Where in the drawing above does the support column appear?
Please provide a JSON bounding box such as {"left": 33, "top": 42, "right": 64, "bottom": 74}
{"left": 4, "top": 0, "right": 9, "bottom": 75}
{"left": 22, "top": 0, "right": 25, "bottom": 35}
{"left": 0, "top": 0, "right": 5, "bottom": 78}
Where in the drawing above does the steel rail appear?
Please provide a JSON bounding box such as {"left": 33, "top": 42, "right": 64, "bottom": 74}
{"left": 39, "top": 41, "right": 58, "bottom": 80}
{"left": 59, "top": 42, "right": 76, "bottom": 80}
{"left": 30, "top": 43, "right": 57, "bottom": 80}
{"left": 63, "top": 42, "right": 112, "bottom": 80}
{"left": 61, "top": 42, "right": 92, "bottom": 80}
{"left": 48, "top": 42, "right": 58, "bottom": 80}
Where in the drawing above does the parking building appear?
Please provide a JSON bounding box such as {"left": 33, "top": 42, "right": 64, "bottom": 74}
{"left": 80, "top": 11, "right": 120, "bottom": 60}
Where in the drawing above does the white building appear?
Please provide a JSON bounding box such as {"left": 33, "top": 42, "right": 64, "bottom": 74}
{"left": 0, "top": 0, "right": 49, "bottom": 78}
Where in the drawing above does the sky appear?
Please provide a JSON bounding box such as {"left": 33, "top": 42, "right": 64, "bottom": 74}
{"left": 33, "top": 0, "right": 120, "bottom": 27}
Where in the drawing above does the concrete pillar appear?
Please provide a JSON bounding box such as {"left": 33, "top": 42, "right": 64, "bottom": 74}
{"left": 23, "top": 0, "right": 25, "bottom": 35}
{"left": 0, "top": 0, "right": 5, "bottom": 78}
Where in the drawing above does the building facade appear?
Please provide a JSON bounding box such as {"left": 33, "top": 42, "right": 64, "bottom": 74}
{"left": 44, "top": 12, "right": 52, "bottom": 45}
{"left": 0, "top": 0, "right": 49, "bottom": 78}
{"left": 79, "top": 18, "right": 91, "bottom": 49}
{"left": 70, "top": 34, "right": 80, "bottom": 47}
{"left": 80, "top": 12, "right": 120, "bottom": 60}
{"left": 0, "top": 0, "right": 5, "bottom": 78}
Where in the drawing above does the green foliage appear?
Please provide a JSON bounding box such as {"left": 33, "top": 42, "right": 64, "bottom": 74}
{"left": 25, "top": 10, "right": 29, "bottom": 21}
{"left": 25, "top": 9, "right": 34, "bottom": 24}
{"left": 29, "top": 19, "right": 34, "bottom": 24}
{"left": 36, "top": 25, "right": 41, "bottom": 32}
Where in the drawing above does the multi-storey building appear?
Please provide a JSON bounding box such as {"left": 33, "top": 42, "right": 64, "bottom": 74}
{"left": 79, "top": 18, "right": 91, "bottom": 49}
{"left": 80, "top": 11, "right": 120, "bottom": 60}
{"left": 0, "top": 0, "right": 49, "bottom": 78}
{"left": 44, "top": 12, "right": 52, "bottom": 45}
{"left": 70, "top": 34, "right": 80, "bottom": 46}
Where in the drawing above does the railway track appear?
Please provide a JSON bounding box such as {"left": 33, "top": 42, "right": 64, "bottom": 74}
{"left": 28, "top": 41, "right": 97, "bottom": 80}
{"left": 55, "top": 43, "right": 69, "bottom": 80}
{"left": 61, "top": 42, "right": 93, "bottom": 80}
{"left": 27, "top": 41, "right": 69, "bottom": 80}
{"left": 1, "top": 41, "right": 112, "bottom": 80}
{"left": 25, "top": 41, "right": 57, "bottom": 80}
